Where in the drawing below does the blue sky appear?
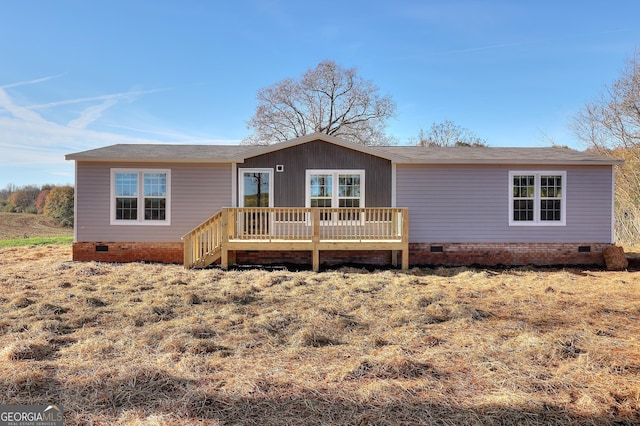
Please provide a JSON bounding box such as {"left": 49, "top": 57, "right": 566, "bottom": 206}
{"left": 0, "top": 0, "right": 638, "bottom": 187}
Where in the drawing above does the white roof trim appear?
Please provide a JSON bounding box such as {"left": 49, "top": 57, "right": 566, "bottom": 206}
{"left": 393, "top": 157, "right": 624, "bottom": 166}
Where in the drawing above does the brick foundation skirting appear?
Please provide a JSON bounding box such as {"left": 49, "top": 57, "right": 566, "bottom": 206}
{"left": 409, "top": 242, "right": 608, "bottom": 267}
{"left": 73, "top": 241, "right": 608, "bottom": 268}
{"left": 73, "top": 242, "right": 183, "bottom": 264}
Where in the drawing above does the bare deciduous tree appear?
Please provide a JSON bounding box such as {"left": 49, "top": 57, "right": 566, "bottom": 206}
{"left": 244, "top": 60, "right": 396, "bottom": 146}
{"left": 573, "top": 54, "right": 640, "bottom": 150}
{"left": 415, "top": 120, "right": 487, "bottom": 147}
{"left": 572, "top": 52, "right": 640, "bottom": 244}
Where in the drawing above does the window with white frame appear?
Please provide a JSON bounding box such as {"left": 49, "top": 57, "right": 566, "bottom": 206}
{"left": 509, "top": 171, "right": 565, "bottom": 226}
{"left": 306, "top": 170, "right": 365, "bottom": 221}
{"left": 111, "top": 169, "right": 171, "bottom": 225}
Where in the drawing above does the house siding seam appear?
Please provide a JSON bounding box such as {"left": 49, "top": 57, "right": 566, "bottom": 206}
{"left": 72, "top": 241, "right": 608, "bottom": 267}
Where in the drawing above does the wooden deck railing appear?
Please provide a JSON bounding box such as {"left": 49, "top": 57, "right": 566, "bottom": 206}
{"left": 183, "top": 207, "right": 409, "bottom": 270}
{"left": 182, "top": 210, "right": 223, "bottom": 268}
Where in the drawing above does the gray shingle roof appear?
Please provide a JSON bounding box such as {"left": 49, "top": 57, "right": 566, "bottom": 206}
{"left": 65, "top": 144, "right": 250, "bottom": 162}
{"left": 376, "top": 146, "right": 622, "bottom": 164}
{"left": 66, "top": 136, "right": 622, "bottom": 165}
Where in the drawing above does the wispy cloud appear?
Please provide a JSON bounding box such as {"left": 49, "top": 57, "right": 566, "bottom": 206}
{"left": 68, "top": 98, "right": 118, "bottom": 129}
{"left": 0, "top": 77, "right": 234, "bottom": 186}
{"left": 0, "top": 114, "right": 168, "bottom": 186}
{"left": 0, "top": 87, "right": 47, "bottom": 122}
{"left": 441, "top": 28, "right": 633, "bottom": 56}
{"left": 390, "top": 27, "right": 633, "bottom": 63}
{"left": 106, "top": 124, "right": 241, "bottom": 144}
{"left": 25, "top": 87, "right": 169, "bottom": 131}
{"left": 0, "top": 73, "right": 66, "bottom": 89}
{"left": 27, "top": 87, "right": 168, "bottom": 110}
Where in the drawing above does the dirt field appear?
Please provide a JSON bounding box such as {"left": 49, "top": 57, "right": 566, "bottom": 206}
{"left": 0, "top": 244, "right": 639, "bottom": 425}
{"left": 0, "top": 212, "right": 73, "bottom": 239}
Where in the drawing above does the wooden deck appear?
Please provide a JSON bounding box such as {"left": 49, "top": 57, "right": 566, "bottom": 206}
{"left": 182, "top": 207, "right": 409, "bottom": 271}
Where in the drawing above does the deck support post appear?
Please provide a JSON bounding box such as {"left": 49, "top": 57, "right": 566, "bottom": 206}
{"left": 391, "top": 250, "right": 398, "bottom": 267}
{"left": 401, "top": 209, "right": 409, "bottom": 270}
{"left": 312, "top": 249, "right": 320, "bottom": 272}
{"left": 401, "top": 248, "right": 409, "bottom": 270}
{"left": 221, "top": 209, "right": 230, "bottom": 270}
{"left": 183, "top": 234, "right": 191, "bottom": 268}
{"left": 221, "top": 249, "right": 229, "bottom": 270}
{"left": 312, "top": 209, "right": 321, "bottom": 272}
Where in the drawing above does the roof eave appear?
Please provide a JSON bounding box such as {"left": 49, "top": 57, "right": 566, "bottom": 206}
{"left": 394, "top": 158, "right": 624, "bottom": 166}
{"left": 65, "top": 155, "right": 237, "bottom": 163}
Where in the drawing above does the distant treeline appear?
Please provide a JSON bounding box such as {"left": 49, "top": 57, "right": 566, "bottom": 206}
{"left": 0, "top": 183, "right": 74, "bottom": 227}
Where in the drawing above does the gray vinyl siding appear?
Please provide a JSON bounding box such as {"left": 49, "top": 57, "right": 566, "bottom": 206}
{"left": 75, "top": 161, "right": 231, "bottom": 242}
{"left": 241, "top": 139, "right": 392, "bottom": 207}
{"left": 396, "top": 164, "right": 613, "bottom": 243}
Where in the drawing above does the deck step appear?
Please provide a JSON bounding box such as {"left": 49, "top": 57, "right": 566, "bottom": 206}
{"left": 192, "top": 248, "right": 222, "bottom": 269}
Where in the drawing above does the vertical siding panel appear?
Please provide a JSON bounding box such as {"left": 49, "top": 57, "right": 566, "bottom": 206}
{"left": 242, "top": 140, "right": 392, "bottom": 207}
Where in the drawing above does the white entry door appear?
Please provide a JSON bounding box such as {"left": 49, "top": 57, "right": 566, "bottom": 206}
{"left": 238, "top": 169, "right": 273, "bottom": 235}
{"left": 239, "top": 169, "right": 273, "bottom": 207}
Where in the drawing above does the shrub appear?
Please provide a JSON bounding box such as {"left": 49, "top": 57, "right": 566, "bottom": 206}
{"left": 44, "top": 186, "right": 74, "bottom": 227}
{"left": 35, "top": 189, "right": 51, "bottom": 213}
{"left": 8, "top": 185, "right": 40, "bottom": 213}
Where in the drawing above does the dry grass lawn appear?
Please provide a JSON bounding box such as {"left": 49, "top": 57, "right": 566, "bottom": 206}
{"left": 0, "top": 244, "right": 639, "bottom": 425}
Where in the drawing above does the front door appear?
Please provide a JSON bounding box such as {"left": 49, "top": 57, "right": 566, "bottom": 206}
{"left": 239, "top": 169, "right": 273, "bottom": 235}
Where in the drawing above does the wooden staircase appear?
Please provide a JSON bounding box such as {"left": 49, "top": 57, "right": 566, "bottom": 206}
{"left": 182, "top": 210, "right": 224, "bottom": 268}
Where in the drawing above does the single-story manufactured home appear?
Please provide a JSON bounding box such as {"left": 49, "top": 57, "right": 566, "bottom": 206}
{"left": 66, "top": 133, "right": 622, "bottom": 270}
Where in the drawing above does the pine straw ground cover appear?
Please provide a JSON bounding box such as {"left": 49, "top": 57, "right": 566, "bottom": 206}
{"left": 0, "top": 245, "right": 639, "bottom": 425}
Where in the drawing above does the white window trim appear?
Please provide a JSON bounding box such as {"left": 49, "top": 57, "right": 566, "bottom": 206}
{"left": 305, "top": 169, "right": 365, "bottom": 225}
{"left": 305, "top": 169, "right": 366, "bottom": 208}
{"left": 110, "top": 168, "right": 171, "bottom": 226}
{"left": 238, "top": 168, "right": 274, "bottom": 207}
{"left": 509, "top": 170, "right": 566, "bottom": 226}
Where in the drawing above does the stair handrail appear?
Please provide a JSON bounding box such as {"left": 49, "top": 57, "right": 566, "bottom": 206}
{"left": 182, "top": 210, "right": 224, "bottom": 268}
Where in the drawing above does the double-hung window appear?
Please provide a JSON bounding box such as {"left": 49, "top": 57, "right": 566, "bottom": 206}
{"left": 306, "top": 170, "right": 365, "bottom": 222}
{"left": 111, "top": 169, "right": 171, "bottom": 225}
{"left": 509, "top": 171, "right": 565, "bottom": 226}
